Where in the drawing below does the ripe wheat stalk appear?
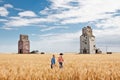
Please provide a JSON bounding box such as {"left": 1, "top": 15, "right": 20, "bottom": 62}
{"left": 0, "top": 54, "right": 120, "bottom": 80}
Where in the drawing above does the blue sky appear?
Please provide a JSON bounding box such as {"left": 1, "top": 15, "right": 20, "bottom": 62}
{"left": 0, "top": 0, "right": 120, "bottom": 53}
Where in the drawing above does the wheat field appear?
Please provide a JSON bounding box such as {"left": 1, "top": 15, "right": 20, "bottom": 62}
{"left": 0, "top": 53, "right": 120, "bottom": 80}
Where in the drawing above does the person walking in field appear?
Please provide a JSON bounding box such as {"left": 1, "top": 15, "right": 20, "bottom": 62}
{"left": 58, "top": 53, "right": 64, "bottom": 68}
{"left": 51, "top": 54, "right": 56, "bottom": 69}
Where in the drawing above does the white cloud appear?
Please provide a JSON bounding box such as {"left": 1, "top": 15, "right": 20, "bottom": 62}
{"left": 2, "top": 16, "right": 56, "bottom": 29}
{"left": 40, "top": 7, "right": 49, "bottom": 15}
{"left": 3, "top": 0, "right": 120, "bottom": 30}
{"left": 4, "top": 4, "right": 23, "bottom": 11}
{"left": 49, "top": 0, "right": 76, "bottom": 9}
{"left": 4, "top": 4, "right": 13, "bottom": 8}
{"left": 0, "top": 4, "right": 23, "bottom": 18}
{"left": 18, "top": 11, "right": 37, "bottom": 17}
{"left": 96, "top": 16, "right": 120, "bottom": 29}
{"left": 40, "top": 26, "right": 68, "bottom": 32}
{"left": 0, "top": 7, "right": 9, "bottom": 16}
{"left": 41, "top": 0, "right": 120, "bottom": 25}
{"left": 4, "top": 17, "right": 30, "bottom": 27}
{"left": 0, "top": 4, "right": 14, "bottom": 17}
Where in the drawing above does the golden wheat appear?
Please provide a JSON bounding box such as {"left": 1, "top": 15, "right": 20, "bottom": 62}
{"left": 0, "top": 53, "right": 120, "bottom": 80}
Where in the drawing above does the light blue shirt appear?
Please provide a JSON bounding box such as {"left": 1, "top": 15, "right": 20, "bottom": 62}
{"left": 51, "top": 57, "right": 55, "bottom": 64}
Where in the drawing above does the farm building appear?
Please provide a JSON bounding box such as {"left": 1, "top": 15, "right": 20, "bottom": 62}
{"left": 80, "top": 26, "right": 101, "bottom": 54}
{"left": 18, "top": 34, "right": 30, "bottom": 54}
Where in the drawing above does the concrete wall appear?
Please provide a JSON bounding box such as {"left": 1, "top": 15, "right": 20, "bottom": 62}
{"left": 89, "top": 37, "right": 96, "bottom": 54}
{"left": 80, "top": 35, "right": 89, "bottom": 53}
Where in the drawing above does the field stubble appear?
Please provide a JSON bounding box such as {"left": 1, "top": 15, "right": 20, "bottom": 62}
{"left": 0, "top": 53, "right": 120, "bottom": 80}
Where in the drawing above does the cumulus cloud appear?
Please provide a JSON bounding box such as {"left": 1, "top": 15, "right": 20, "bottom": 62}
{"left": 49, "top": 0, "right": 75, "bottom": 9}
{"left": 18, "top": 11, "right": 37, "bottom": 17}
{"left": 4, "top": 3, "right": 23, "bottom": 11}
{"left": 0, "top": 7, "right": 9, "bottom": 16}
{"left": 2, "top": 16, "right": 56, "bottom": 29}
{"left": 1, "top": 11, "right": 58, "bottom": 29}
{"left": 0, "top": 4, "right": 14, "bottom": 17}
{"left": 3, "top": 0, "right": 120, "bottom": 30}
{"left": 4, "top": 4, "right": 13, "bottom": 8}
{"left": 44, "top": 0, "right": 120, "bottom": 24}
